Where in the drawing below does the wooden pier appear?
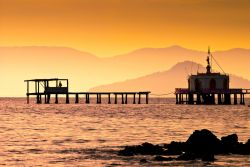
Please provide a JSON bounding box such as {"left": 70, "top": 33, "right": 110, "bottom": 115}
{"left": 175, "top": 88, "right": 250, "bottom": 105}
{"left": 24, "top": 78, "right": 150, "bottom": 104}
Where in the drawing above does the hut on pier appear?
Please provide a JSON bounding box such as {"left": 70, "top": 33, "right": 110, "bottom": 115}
{"left": 175, "top": 48, "right": 247, "bottom": 105}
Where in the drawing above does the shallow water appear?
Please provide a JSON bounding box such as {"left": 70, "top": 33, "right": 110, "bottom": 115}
{"left": 0, "top": 97, "right": 250, "bottom": 166}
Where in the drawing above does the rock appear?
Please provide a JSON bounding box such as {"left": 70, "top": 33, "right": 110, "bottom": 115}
{"left": 221, "top": 134, "right": 239, "bottom": 153}
{"left": 137, "top": 142, "right": 164, "bottom": 155}
{"left": 164, "top": 141, "right": 186, "bottom": 155}
{"left": 140, "top": 159, "right": 147, "bottom": 163}
{"left": 118, "top": 130, "right": 250, "bottom": 161}
{"left": 186, "top": 129, "right": 221, "bottom": 154}
{"left": 233, "top": 140, "right": 250, "bottom": 155}
{"left": 176, "top": 152, "right": 196, "bottom": 161}
{"left": 118, "top": 146, "right": 135, "bottom": 156}
{"left": 243, "top": 139, "right": 250, "bottom": 154}
{"left": 118, "top": 142, "right": 165, "bottom": 156}
{"left": 221, "top": 134, "right": 238, "bottom": 145}
{"left": 154, "top": 155, "right": 175, "bottom": 161}
{"left": 201, "top": 153, "right": 216, "bottom": 161}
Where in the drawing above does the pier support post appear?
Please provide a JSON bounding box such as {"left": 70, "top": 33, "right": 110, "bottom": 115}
{"left": 211, "top": 94, "right": 215, "bottom": 104}
{"left": 146, "top": 93, "right": 149, "bottom": 104}
{"left": 66, "top": 94, "right": 69, "bottom": 104}
{"left": 242, "top": 94, "right": 245, "bottom": 105}
{"left": 75, "top": 94, "right": 79, "bottom": 104}
{"left": 182, "top": 94, "right": 185, "bottom": 104}
{"left": 224, "top": 94, "right": 231, "bottom": 105}
{"left": 218, "top": 94, "right": 222, "bottom": 105}
{"left": 125, "top": 94, "right": 128, "bottom": 104}
{"left": 47, "top": 94, "right": 50, "bottom": 104}
{"left": 108, "top": 94, "right": 111, "bottom": 104}
{"left": 27, "top": 95, "right": 29, "bottom": 104}
{"left": 45, "top": 94, "right": 47, "bottom": 104}
{"left": 196, "top": 94, "right": 201, "bottom": 104}
{"left": 96, "top": 94, "right": 99, "bottom": 104}
{"left": 99, "top": 94, "right": 102, "bottom": 104}
{"left": 133, "top": 94, "right": 136, "bottom": 104}
{"left": 188, "top": 93, "right": 194, "bottom": 104}
{"left": 55, "top": 94, "right": 58, "bottom": 104}
{"left": 179, "top": 94, "right": 182, "bottom": 104}
{"left": 240, "top": 94, "right": 242, "bottom": 104}
{"left": 138, "top": 93, "right": 141, "bottom": 104}
{"left": 37, "top": 95, "right": 42, "bottom": 104}
{"left": 26, "top": 81, "right": 29, "bottom": 104}
{"left": 234, "top": 94, "right": 237, "bottom": 105}
{"left": 114, "top": 94, "right": 117, "bottom": 104}
{"left": 122, "top": 94, "right": 124, "bottom": 104}
{"left": 176, "top": 94, "right": 178, "bottom": 104}
{"left": 86, "top": 94, "right": 90, "bottom": 104}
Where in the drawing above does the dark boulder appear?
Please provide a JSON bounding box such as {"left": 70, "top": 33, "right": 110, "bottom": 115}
{"left": 164, "top": 141, "right": 186, "bottom": 155}
{"left": 221, "top": 134, "right": 239, "bottom": 153}
{"left": 233, "top": 139, "right": 250, "bottom": 155}
{"left": 185, "top": 129, "right": 221, "bottom": 154}
{"left": 118, "top": 146, "right": 136, "bottom": 156}
{"left": 201, "top": 152, "right": 216, "bottom": 161}
{"left": 244, "top": 139, "right": 250, "bottom": 154}
{"left": 137, "top": 142, "right": 164, "bottom": 155}
{"left": 176, "top": 152, "right": 196, "bottom": 161}
{"left": 118, "top": 142, "right": 165, "bottom": 156}
{"left": 221, "top": 134, "right": 238, "bottom": 145}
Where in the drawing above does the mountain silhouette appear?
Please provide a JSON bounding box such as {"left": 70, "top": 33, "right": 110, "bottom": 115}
{"left": 1, "top": 46, "right": 250, "bottom": 96}
{"left": 89, "top": 61, "right": 250, "bottom": 95}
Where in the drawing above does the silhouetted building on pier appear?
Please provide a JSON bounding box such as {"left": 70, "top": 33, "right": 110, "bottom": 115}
{"left": 175, "top": 48, "right": 249, "bottom": 105}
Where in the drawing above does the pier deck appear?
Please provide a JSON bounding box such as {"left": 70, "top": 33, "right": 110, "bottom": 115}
{"left": 175, "top": 88, "right": 250, "bottom": 105}
{"left": 25, "top": 78, "right": 150, "bottom": 104}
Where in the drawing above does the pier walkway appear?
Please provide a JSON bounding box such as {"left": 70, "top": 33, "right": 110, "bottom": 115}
{"left": 25, "top": 78, "right": 150, "bottom": 104}
{"left": 175, "top": 88, "right": 250, "bottom": 105}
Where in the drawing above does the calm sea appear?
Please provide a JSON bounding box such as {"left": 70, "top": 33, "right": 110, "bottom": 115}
{"left": 0, "top": 97, "right": 250, "bottom": 166}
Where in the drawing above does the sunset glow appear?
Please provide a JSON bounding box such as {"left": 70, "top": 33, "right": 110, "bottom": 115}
{"left": 1, "top": 0, "right": 250, "bottom": 57}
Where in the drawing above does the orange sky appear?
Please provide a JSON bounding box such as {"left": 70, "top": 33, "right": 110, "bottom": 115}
{"left": 1, "top": 0, "right": 250, "bottom": 57}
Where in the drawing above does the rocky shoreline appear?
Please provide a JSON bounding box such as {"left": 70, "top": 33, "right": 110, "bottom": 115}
{"left": 118, "top": 129, "right": 250, "bottom": 162}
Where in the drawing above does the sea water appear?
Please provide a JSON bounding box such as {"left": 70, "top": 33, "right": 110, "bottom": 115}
{"left": 0, "top": 98, "right": 250, "bottom": 166}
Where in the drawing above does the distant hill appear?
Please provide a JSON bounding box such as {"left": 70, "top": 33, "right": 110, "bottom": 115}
{"left": 89, "top": 61, "right": 250, "bottom": 95}
{"left": 1, "top": 46, "right": 250, "bottom": 96}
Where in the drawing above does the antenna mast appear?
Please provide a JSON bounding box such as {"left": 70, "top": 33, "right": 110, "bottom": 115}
{"left": 208, "top": 46, "right": 212, "bottom": 72}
